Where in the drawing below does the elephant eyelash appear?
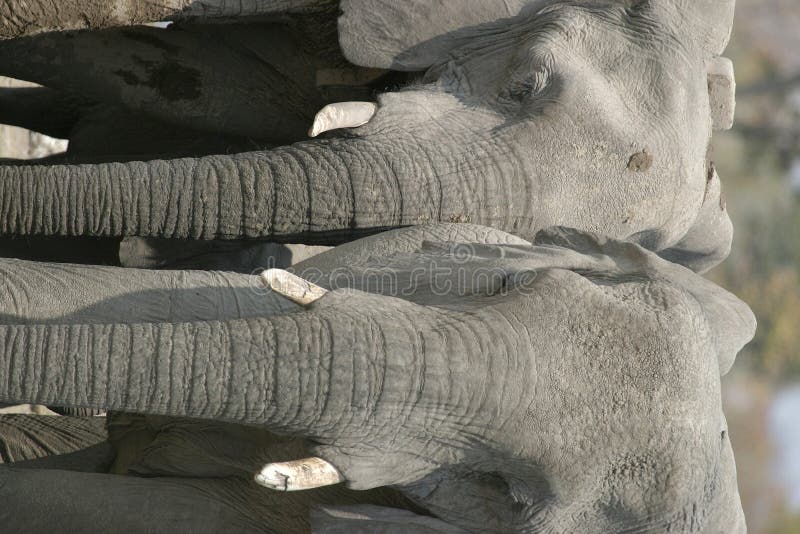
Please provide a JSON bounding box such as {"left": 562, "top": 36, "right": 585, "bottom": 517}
{"left": 500, "top": 53, "right": 554, "bottom": 106}
{"left": 503, "top": 79, "right": 535, "bottom": 102}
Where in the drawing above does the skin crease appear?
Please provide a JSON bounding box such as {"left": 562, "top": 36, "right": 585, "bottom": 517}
{"left": 0, "top": 224, "right": 755, "bottom": 533}
{"left": 0, "top": 0, "right": 734, "bottom": 270}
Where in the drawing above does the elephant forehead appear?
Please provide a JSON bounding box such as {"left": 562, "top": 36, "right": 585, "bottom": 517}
{"left": 522, "top": 268, "right": 720, "bottom": 395}
{"left": 465, "top": 4, "right": 709, "bottom": 134}
{"left": 502, "top": 272, "right": 729, "bottom": 528}
{"left": 526, "top": 432, "right": 739, "bottom": 532}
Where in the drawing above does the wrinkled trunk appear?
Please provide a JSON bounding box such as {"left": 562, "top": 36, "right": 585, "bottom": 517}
{"left": 0, "top": 297, "right": 447, "bottom": 438}
{"left": 0, "top": 284, "right": 519, "bottom": 490}
{"left": 0, "top": 414, "right": 108, "bottom": 464}
{"left": 0, "top": 142, "right": 393, "bottom": 242}
{"left": 0, "top": 128, "right": 521, "bottom": 243}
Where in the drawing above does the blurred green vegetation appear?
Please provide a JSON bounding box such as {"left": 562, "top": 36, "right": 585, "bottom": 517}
{"left": 710, "top": 35, "right": 800, "bottom": 383}
{"left": 711, "top": 6, "right": 800, "bottom": 531}
{"left": 766, "top": 507, "right": 800, "bottom": 534}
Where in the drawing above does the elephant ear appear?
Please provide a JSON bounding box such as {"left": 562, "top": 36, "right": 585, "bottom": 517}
{"left": 649, "top": 0, "right": 735, "bottom": 56}
{"left": 337, "top": 0, "right": 532, "bottom": 70}
{"left": 338, "top": 0, "right": 735, "bottom": 70}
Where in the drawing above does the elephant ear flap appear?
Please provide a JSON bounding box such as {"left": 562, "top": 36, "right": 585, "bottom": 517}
{"left": 686, "top": 0, "right": 736, "bottom": 55}
{"left": 338, "top": 0, "right": 528, "bottom": 70}
{"left": 652, "top": 0, "right": 735, "bottom": 56}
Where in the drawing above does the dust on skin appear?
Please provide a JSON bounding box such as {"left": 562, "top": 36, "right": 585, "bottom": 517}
{"left": 627, "top": 149, "right": 654, "bottom": 172}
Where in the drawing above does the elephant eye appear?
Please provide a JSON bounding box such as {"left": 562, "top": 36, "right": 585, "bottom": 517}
{"left": 501, "top": 50, "right": 555, "bottom": 106}
{"left": 506, "top": 77, "right": 536, "bottom": 101}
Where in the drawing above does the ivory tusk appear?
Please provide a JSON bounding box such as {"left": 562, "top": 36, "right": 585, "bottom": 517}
{"left": 706, "top": 56, "right": 736, "bottom": 131}
{"left": 255, "top": 457, "right": 345, "bottom": 491}
{"left": 261, "top": 269, "right": 328, "bottom": 306}
{"left": 308, "top": 101, "right": 378, "bottom": 137}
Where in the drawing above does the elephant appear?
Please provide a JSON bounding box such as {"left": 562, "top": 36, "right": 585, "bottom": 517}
{"left": 0, "top": 1, "right": 752, "bottom": 531}
{"left": 0, "top": 223, "right": 755, "bottom": 532}
{"left": 0, "top": 0, "right": 737, "bottom": 273}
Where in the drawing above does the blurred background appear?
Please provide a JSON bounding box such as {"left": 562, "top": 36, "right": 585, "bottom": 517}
{"left": 710, "top": 1, "right": 800, "bottom": 532}
{"left": 0, "top": 1, "right": 798, "bottom": 531}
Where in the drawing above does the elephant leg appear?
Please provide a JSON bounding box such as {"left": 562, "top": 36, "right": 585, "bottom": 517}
{"left": 0, "top": 86, "right": 85, "bottom": 139}
{"left": 0, "top": 414, "right": 107, "bottom": 464}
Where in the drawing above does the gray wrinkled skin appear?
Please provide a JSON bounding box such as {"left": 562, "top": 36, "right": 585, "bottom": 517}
{"left": 0, "top": 0, "right": 733, "bottom": 273}
{"left": 0, "top": 224, "right": 755, "bottom": 533}
{"left": 0, "top": 1, "right": 753, "bottom": 532}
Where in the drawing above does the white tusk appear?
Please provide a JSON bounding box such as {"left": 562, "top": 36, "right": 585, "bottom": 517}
{"left": 143, "top": 22, "right": 173, "bottom": 29}
{"left": 308, "top": 102, "right": 378, "bottom": 137}
{"left": 255, "top": 457, "right": 345, "bottom": 491}
{"left": 706, "top": 56, "right": 736, "bottom": 131}
{"left": 261, "top": 269, "right": 328, "bottom": 306}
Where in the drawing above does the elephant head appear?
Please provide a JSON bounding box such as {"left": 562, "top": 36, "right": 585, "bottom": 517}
{"left": 0, "top": 223, "right": 755, "bottom": 532}
{"left": 0, "top": 0, "right": 736, "bottom": 271}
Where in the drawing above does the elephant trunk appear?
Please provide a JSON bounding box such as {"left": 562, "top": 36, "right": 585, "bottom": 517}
{"left": 0, "top": 124, "right": 517, "bottom": 243}
{"left": 0, "top": 294, "right": 448, "bottom": 438}
{"left": 0, "top": 138, "right": 437, "bottom": 244}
